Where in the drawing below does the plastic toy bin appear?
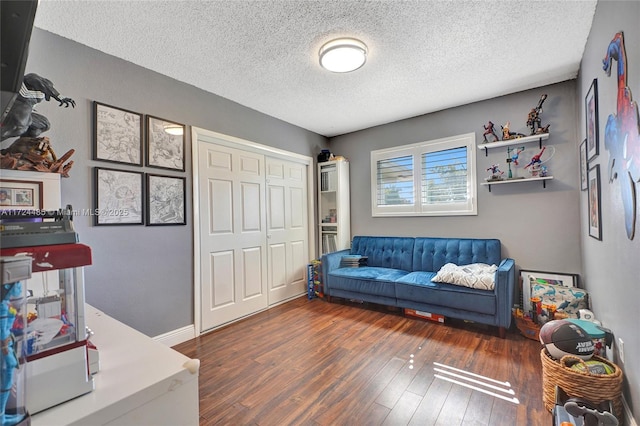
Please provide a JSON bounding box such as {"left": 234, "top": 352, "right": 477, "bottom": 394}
{"left": 1, "top": 243, "right": 94, "bottom": 414}
{"left": 1, "top": 256, "right": 32, "bottom": 426}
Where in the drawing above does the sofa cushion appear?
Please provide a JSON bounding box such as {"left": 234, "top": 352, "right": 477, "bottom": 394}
{"left": 351, "top": 236, "right": 414, "bottom": 271}
{"left": 395, "top": 271, "right": 496, "bottom": 315}
{"left": 328, "top": 266, "right": 409, "bottom": 298}
{"left": 413, "top": 238, "right": 501, "bottom": 272}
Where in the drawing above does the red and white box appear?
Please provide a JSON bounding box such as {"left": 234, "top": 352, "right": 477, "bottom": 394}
{"left": 404, "top": 309, "right": 445, "bottom": 323}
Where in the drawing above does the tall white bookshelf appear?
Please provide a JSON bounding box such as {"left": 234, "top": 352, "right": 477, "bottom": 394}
{"left": 318, "top": 160, "right": 350, "bottom": 255}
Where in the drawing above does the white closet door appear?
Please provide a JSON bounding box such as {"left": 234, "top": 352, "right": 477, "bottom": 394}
{"left": 198, "top": 143, "right": 267, "bottom": 332}
{"left": 265, "top": 157, "right": 308, "bottom": 304}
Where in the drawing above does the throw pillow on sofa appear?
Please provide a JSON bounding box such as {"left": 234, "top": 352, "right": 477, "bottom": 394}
{"left": 431, "top": 263, "right": 497, "bottom": 290}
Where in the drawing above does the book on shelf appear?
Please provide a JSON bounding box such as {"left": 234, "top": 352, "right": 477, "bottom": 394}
{"left": 322, "top": 233, "right": 338, "bottom": 254}
{"left": 320, "top": 169, "right": 336, "bottom": 191}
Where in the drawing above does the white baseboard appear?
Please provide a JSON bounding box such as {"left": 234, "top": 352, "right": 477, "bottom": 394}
{"left": 153, "top": 324, "right": 195, "bottom": 347}
{"left": 623, "top": 395, "right": 638, "bottom": 426}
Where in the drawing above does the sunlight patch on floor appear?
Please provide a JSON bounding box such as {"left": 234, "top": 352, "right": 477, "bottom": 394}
{"left": 433, "top": 361, "right": 520, "bottom": 404}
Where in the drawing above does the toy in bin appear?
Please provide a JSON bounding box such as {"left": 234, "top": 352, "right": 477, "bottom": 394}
{"left": 1, "top": 256, "right": 32, "bottom": 426}
{"left": 567, "top": 318, "right": 613, "bottom": 358}
{"left": 554, "top": 386, "right": 618, "bottom": 426}
{"left": 540, "top": 319, "right": 594, "bottom": 361}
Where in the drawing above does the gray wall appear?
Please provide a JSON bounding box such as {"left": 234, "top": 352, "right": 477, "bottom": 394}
{"left": 577, "top": 1, "right": 639, "bottom": 421}
{"left": 15, "top": 28, "right": 327, "bottom": 337}
{"left": 330, "top": 81, "right": 582, "bottom": 275}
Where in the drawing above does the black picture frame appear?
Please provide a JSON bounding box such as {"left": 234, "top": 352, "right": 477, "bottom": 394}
{"left": 588, "top": 164, "right": 602, "bottom": 240}
{"left": 585, "top": 79, "right": 599, "bottom": 161}
{"left": 94, "top": 167, "right": 144, "bottom": 226}
{"left": 93, "top": 102, "right": 143, "bottom": 166}
{"left": 146, "top": 115, "right": 186, "bottom": 171}
{"left": 146, "top": 173, "right": 186, "bottom": 226}
{"left": 579, "top": 139, "right": 588, "bottom": 191}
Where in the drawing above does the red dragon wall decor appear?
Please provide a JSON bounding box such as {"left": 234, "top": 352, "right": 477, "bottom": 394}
{"left": 602, "top": 31, "right": 640, "bottom": 240}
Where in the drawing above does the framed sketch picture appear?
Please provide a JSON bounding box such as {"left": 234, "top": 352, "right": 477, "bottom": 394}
{"left": 0, "top": 179, "right": 43, "bottom": 210}
{"left": 585, "top": 79, "right": 599, "bottom": 161}
{"left": 146, "top": 116, "right": 185, "bottom": 171}
{"left": 94, "top": 167, "right": 144, "bottom": 225}
{"left": 146, "top": 174, "right": 186, "bottom": 225}
{"left": 520, "top": 269, "right": 579, "bottom": 313}
{"left": 93, "top": 102, "right": 143, "bottom": 166}
{"left": 588, "top": 164, "right": 602, "bottom": 240}
{"left": 579, "top": 139, "right": 588, "bottom": 191}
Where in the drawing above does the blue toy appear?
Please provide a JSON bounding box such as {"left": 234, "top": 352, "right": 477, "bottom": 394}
{"left": 1, "top": 281, "right": 26, "bottom": 426}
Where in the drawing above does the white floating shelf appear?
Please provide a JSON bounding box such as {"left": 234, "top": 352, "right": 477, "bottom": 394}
{"left": 478, "top": 133, "right": 550, "bottom": 152}
{"left": 481, "top": 176, "right": 553, "bottom": 191}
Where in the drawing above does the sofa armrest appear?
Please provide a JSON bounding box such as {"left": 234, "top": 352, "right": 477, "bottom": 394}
{"left": 321, "top": 249, "right": 351, "bottom": 295}
{"left": 495, "top": 258, "right": 516, "bottom": 329}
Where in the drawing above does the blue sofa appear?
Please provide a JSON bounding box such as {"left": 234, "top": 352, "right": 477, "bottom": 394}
{"left": 321, "top": 236, "right": 516, "bottom": 337}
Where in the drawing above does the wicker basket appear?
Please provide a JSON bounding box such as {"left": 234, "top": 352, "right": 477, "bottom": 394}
{"left": 514, "top": 316, "right": 540, "bottom": 341}
{"left": 540, "top": 349, "right": 623, "bottom": 420}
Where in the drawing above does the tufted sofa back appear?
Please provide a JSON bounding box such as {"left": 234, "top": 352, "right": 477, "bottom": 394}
{"left": 412, "top": 238, "right": 502, "bottom": 272}
{"left": 351, "top": 236, "right": 415, "bottom": 271}
{"left": 350, "top": 236, "right": 502, "bottom": 272}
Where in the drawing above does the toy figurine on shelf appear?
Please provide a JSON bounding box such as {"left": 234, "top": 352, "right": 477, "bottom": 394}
{"left": 508, "top": 146, "right": 525, "bottom": 166}
{"left": 501, "top": 121, "right": 526, "bottom": 140}
{"left": 524, "top": 146, "right": 555, "bottom": 177}
{"left": 524, "top": 146, "right": 546, "bottom": 170}
{"left": 506, "top": 146, "right": 525, "bottom": 178}
{"left": 539, "top": 165, "right": 548, "bottom": 177}
{"left": 526, "top": 94, "right": 551, "bottom": 135}
{"left": 482, "top": 121, "right": 499, "bottom": 143}
{"left": 486, "top": 164, "right": 504, "bottom": 181}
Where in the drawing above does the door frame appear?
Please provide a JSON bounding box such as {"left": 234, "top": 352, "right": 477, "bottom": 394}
{"left": 191, "top": 126, "right": 315, "bottom": 336}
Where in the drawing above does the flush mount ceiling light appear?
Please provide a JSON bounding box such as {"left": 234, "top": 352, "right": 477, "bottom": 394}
{"left": 319, "top": 38, "right": 367, "bottom": 73}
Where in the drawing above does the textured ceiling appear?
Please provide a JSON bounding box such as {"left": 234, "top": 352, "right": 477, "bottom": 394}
{"left": 33, "top": 1, "right": 597, "bottom": 137}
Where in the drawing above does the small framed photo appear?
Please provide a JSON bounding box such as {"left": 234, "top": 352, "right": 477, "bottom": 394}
{"left": 0, "top": 179, "right": 43, "bottom": 209}
{"left": 585, "top": 79, "right": 599, "bottom": 161}
{"left": 94, "top": 167, "right": 144, "bottom": 225}
{"left": 579, "top": 139, "right": 588, "bottom": 191}
{"left": 146, "top": 116, "right": 185, "bottom": 171}
{"left": 588, "top": 164, "right": 602, "bottom": 240}
{"left": 93, "top": 102, "right": 143, "bottom": 166}
{"left": 146, "top": 174, "right": 186, "bottom": 225}
{"left": 520, "top": 269, "right": 579, "bottom": 313}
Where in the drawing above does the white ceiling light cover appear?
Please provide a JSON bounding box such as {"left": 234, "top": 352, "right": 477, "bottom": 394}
{"left": 319, "top": 38, "right": 367, "bottom": 73}
{"left": 163, "top": 124, "right": 184, "bottom": 136}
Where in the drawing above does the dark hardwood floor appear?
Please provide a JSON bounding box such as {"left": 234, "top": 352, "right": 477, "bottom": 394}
{"left": 173, "top": 296, "right": 550, "bottom": 425}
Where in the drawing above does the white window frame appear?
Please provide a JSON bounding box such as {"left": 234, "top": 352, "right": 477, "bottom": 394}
{"left": 371, "top": 133, "right": 477, "bottom": 217}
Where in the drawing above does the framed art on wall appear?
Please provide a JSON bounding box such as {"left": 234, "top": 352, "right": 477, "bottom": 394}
{"left": 146, "top": 116, "right": 185, "bottom": 171}
{"left": 520, "top": 269, "right": 579, "bottom": 313}
{"left": 588, "top": 164, "right": 602, "bottom": 240}
{"left": 585, "top": 78, "right": 599, "bottom": 161}
{"left": 579, "top": 139, "right": 588, "bottom": 191}
{"left": 146, "top": 174, "right": 186, "bottom": 226}
{"left": 94, "top": 167, "right": 144, "bottom": 225}
{"left": 0, "top": 179, "right": 43, "bottom": 210}
{"left": 93, "top": 102, "right": 143, "bottom": 166}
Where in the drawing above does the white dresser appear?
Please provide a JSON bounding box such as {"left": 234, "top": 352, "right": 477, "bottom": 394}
{"left": 31, "top": 305, "right": 199, "bottom": 426}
